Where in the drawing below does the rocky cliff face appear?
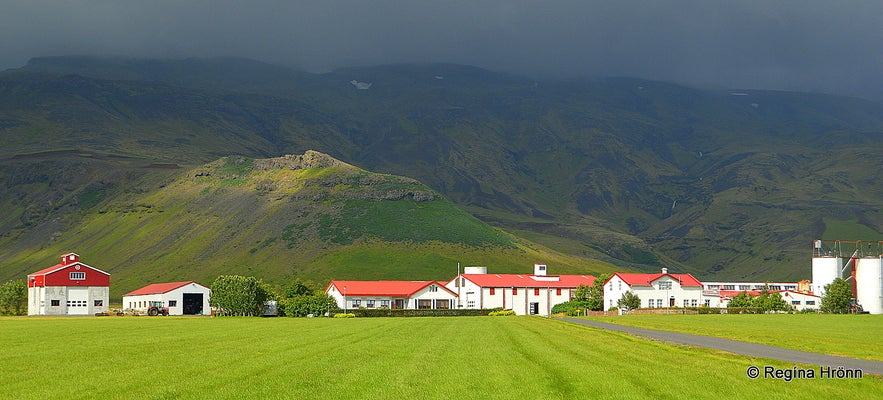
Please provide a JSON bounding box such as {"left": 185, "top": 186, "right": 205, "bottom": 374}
{"left": 253, "top": 150, "right": 355, "bottom": 171}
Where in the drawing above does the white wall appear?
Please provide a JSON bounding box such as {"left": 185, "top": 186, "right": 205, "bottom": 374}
{"left": 123, "top": 284, "right": 211, "bottom": 316}
{"left": 28, "top": 286, "right": 108, "bottom": 316}
{"left": 445, "top": 278, "right": 575, "bottom": 316}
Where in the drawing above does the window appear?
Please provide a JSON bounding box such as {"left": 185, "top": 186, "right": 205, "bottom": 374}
{"left": 723, "top": 285, "right": 735, "bottom": 290}
{"left": 617, "top": 281, "right": 621, "bottom": 291}
{"left": 658, "top": 281, "right": 672, "bottom": 290}
{"left": 489, "top": 288, "right": 495, "bottom": 295}
{"left": 351, "top": 300, "right": 361, "bottom": 308}
{"left": 683, "top": 299, "right": 689, "bottom": 307}
{"left": 538, "top": 265, "right": 546, "bottom": 271}
{"left": 417, "top": 299, "right": 432, "bottom": 309}
{"left": 691, "top": 299, "right": 698, "bottom": 307}
{"left": 436, "top": 299, "right": 450, "bottom": 309}
{"left": 784, "top": 285, "right": 796, "bottom": 290}
{"left": 739, "top": 285, "right": 751, "bottom": 290}
{"left": 429, "top": 285, "right": 438, "bottom": 292}
{"left": 512, "top": 288, "right": 518, "bottom": 295}
{"left": 70, "top": 272, "right": 85, "bottom": 280}
{"left": 366, "top": 300, "right": 375, "bottom": 308}
{"left": 94, "top": 300, "right": 103, "bottom": 307}
{"left": 806, "top": 301, "right": 816, "bottom": 306}
{"left": 168, "top": 300, "right": 177, "bottom": 307}
{"left": 769, "top": 285, "right": 781, "bottom": 291}
{"left": 467, "top": 300, "right": 475, "bottom": 308}
{"left": 380, "top": 300, "right": 390, "bottom": 308}
{"left": 708, "top": 285, "right": 720, "bottom": 290}
{"left": 51, "top": 300, "right": 60, "bottom": 307}
{"left": 647, "top": 300, "right": 653, "bottom": 309}
{"left": 656, "top": 299, "right": 663, "bottom": 308}
{"left": 704, "top": 299, "right": 711, "bottom": 306}
{"left": 791, "top": 300, "right": 801, "bottom": 305}
{"left": 556, "top": 288, "right": 561, "bottom": 296}
{"left": 534, "top": 288, "right": 540, "bottom": 296}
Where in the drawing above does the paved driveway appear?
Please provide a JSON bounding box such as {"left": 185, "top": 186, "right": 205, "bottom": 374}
{"left": 562, "top": 318, "right": 883, "bottom": 375}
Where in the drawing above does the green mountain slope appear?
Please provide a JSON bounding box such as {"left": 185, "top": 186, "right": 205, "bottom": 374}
{"left": 0, "top": 151, "right": 614, "bottom": 298}
{"left": 2, "top": 56, "right": 883, "bottom": 283}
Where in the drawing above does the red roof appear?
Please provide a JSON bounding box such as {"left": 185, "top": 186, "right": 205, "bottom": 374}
{"left": 124, "top": 281, "right": 203, "bottom": 296}
{"left": 607, "top": 272, "right": 702, "bottom": 287}
{"left": 326, "top": 280, "right": 456, "bottom": 297}
{"left": 456, "top": 274, "right": 595, "bottom": 288}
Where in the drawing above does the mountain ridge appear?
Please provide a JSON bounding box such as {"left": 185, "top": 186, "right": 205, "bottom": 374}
{"left": 1, "top": 56, "right": 882, "bottom": 285}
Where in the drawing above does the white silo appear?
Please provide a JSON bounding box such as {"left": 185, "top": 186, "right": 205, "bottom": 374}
{"left": 812, "top": 257, "right": 842, "bottom": 296}
{"left": 855, "top": 256, "right": 883, "bottom": 314}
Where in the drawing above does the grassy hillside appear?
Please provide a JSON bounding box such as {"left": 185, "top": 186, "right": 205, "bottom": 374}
{"left": 2, "top": 57, "right": 883, "bottom": 283}
{"left": 0, "top": 151, "right": 615, "bottom": 298}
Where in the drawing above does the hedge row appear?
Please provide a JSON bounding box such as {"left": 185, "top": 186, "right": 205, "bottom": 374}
{"left": 343, "top": 308, "right": 494, "bottom": 317}
{"left": 693, "top": 307, "right": 765, "bottom": 314}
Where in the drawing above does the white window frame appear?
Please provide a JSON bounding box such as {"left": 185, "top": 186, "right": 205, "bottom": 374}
{"left": 70, "top": 272, "right": 86, "bottom": 280}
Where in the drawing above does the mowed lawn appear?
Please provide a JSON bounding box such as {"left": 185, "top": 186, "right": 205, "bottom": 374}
{"left": 0, "top": 316, "right": 879, "bottom": 400}
{"left": 583, "top": 314, "right": 883, "bottom": 361}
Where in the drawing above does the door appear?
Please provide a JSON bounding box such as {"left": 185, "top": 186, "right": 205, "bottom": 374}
{"left": 66, "top": 288, "right": 89, "bottom": 315}
{"left": 182, "top": 293, "right": 204, "bottom": 315}
{"left": 669, "top": 297, "right": 675, "bottom": 307}
{"left": 529, "top": 302, "right": 539, "bottom": 315}
{"left": 394, "top": 299, "right": 404, "bottom": 309}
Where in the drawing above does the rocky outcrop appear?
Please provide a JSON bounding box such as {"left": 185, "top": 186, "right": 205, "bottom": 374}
{"left": 253, "top": 150, "right": 355, "bottom": 171}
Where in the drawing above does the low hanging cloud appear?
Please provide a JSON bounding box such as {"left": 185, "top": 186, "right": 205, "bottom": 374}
{"left": 2, "top": 1, "right": 881, "bottom": 100}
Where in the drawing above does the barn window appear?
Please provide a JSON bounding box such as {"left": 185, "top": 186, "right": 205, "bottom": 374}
{"left": 168, "top": 300, "right": 177, "bottom": 307}
{"left": 51, "top": 300, "right": 60, "bottom": 306}
{"left": 512, "top": 288, "right": 518, "bottom": 295}
{"left": 94, "top": 300, "right": 103, "bottom": 307}
{"left": 534, "top": 288, "right": 540, "bottom": 296}
{"left": 70, "top": 272, "right": 86, "bottom": 280}
{"left": 489, "top": 288, "right": 495, "bottom": 295}
{"left": 556, "top": 288, "right": 562, "bottom": 296}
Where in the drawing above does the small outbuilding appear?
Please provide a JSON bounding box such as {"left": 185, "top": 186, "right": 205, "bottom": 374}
{"left": 123, "top": 281, "right": 211, "bottom": 316}
{"left": 28, "top": 253, "right": 110, "bottom": 316}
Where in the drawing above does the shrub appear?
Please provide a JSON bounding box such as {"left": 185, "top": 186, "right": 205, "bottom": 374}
{"left": 348, "top": 308, "right": 492, "bottom": 317}
{"left": 333, "top": 313, "right": 356, "bottom": 318}
{"left": 488, "top": 310, "right": 516, "bottom": 316}
{"left": 551, "top": 301, "right": 592, "bottom": 315}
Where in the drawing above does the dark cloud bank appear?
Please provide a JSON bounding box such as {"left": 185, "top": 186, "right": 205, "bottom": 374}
{"left": 2, "top": 1, "right": 882, "bottom": 100}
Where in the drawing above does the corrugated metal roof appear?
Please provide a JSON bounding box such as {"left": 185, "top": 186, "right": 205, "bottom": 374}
{"left": 326, "top": 280, "right": 455, "bottom": 297}
{"left": 125, "top": 281, "right": 204, "bottom": 296}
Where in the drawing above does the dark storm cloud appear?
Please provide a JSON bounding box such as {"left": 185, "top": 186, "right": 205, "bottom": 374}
{"left": 2, "top": 1, "right": 881, "bottom": 100}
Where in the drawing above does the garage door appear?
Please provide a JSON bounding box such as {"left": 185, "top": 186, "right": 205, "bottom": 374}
{"left": 66, "top": 288, "right": 89, "bottom": 315}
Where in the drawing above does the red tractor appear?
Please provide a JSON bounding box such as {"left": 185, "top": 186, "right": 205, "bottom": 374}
{"left": 147, "top": 301, "right": 169, "bottom": 316}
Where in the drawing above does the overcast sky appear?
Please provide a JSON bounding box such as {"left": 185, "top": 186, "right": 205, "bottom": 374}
{"left": 3, "top": 1, "right": 881, "bottom": 100}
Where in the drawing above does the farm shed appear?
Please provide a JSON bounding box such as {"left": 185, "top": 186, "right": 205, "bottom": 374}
{"left": 326, "top": 280, "right": 458, "bottom": 311}
{"left": 27, "top": 253, "right": 110, "bottom": 316}
{"left": 123, "top": 281, "right": 211, "bottom": 316}
{"left": 445, "top": 264, "right": 596, "bottom": 316}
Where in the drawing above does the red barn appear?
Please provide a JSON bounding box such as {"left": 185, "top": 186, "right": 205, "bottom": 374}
{"left": 27, "top": 253, "right": 110, "bottom": 316}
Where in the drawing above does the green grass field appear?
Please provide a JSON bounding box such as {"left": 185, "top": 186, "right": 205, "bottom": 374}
{"left": 583, "top": 314, "right": 883, "bottom": 361}
{"left": 0, "top": 316, "right": 878, "bottom": 399}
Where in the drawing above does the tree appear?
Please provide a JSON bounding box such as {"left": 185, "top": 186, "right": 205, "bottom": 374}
{"left": 572, "top": 273, "right": 610, "bottom": 311}
{"left": 754, "top": 291, "right": 789, "bottom": 312}
{"left": 617, "top": 291, "right": 640, "bottom": 312}
{"left": 284, "top": 279, "right": 314, "bottom": 298}
{"left": 0, "top": 280, "right": 27, "bottom": 316}
{"left": 282, "top": 294, "right": 339, "bottom": 317}
{"left": 210, "top": 275, "right": 269, "bottom": 316}
{"left": 820, "top": 278, "right": 851, "bottom": 313}
{"left": 727, "top": 291, "right": 754, "bottom": 308}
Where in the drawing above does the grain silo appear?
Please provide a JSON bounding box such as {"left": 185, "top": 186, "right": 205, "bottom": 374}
{"left": 855, "top": 255, "right": 883, "bottom": 314}
{"left": 811, "top": 240, "right": 843, "bottom": 296}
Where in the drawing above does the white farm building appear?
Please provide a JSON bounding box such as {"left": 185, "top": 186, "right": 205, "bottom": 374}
{"left": 123, "top": 281, "right": 211, "bottom": 316}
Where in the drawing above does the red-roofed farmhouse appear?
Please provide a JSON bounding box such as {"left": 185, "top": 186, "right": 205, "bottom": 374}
{"left": 444, "top": 264, "right": 596, "bottom": 316}
{"left": 602, "top": 268, "right": 703, "bottom": 311}
{"left": 27, "top": 253, "right": 110, "bottom": 316}
{"left": 325, "top": 280, "right": 457, "bottom": 311}
{"left": 123, "top": 281, "right": 211, "bottom": 315}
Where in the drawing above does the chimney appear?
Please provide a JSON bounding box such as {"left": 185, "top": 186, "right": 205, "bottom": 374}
{"left": 534, "top": 263, "right": 547, "bottom": 276}
{"left": 661, "top": 267, "right": 668, "bottom": 274}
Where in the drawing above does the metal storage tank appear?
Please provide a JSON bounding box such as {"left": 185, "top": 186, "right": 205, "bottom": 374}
{"left": 855, "top": 257, "right": 883, "bottom": 314}
{"left": 811, "top": 257, "right": 842, "bottom": 296}
{"left": 464, "top": 266, "right": 487, "bottom": 274}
